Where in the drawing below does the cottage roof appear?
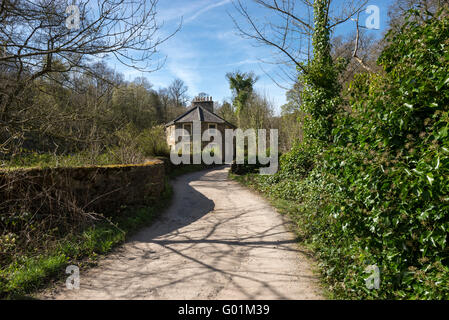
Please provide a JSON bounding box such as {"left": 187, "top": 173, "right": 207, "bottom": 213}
{"left": 165, "top": 105, "right": 236, "bottom": 128}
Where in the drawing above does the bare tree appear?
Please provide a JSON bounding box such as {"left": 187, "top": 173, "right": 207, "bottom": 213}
{"left": 168, "top": 78, "right": 189, "bottom": 108}
{"left": 388, "top": 0, "right": 448, "bottom": 31}
{"left": 350, "top": 11, "right": 375, "bottom": 73}
{"left": 0, "top": 0, "right": 180, "bottom": 153}
{"left": 133, "top": 77, "right": 153, "bottom": 91}
{"left": 158, "top": 87, "right": 170, "bottom": 122}
{"left": 229, "top": 0, "right": 369, "bottom": 84}
{"left": 331, "top": 30, "right": 381, "bottom": 86}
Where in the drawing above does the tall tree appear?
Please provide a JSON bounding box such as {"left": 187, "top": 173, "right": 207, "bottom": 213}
{"left": 215, "top": 101, "right": 237, "bottom": 125}
{"left": 231, "top": 0, "right": 366, "bottom": 142}
{"left": 158, "top": 88, "right": 171, "bottom": 122}
{"left": 225, "top": 70, "right": 258, "bottom": 126}
{"left": 168, "top": 78, "right": 189, "bottom": 108}
{"left": 300, "top": 0, "right": 344, "bottom": 142}
{"left": 230, "top": 0, "right": 368, "bottom": 83}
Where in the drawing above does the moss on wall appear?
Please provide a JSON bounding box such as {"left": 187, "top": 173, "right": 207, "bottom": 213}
{"left": 0, "top": 160, "right": 165, "bottom": 220}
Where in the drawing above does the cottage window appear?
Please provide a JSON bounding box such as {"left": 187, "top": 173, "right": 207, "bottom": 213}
{"left": 182, "top": 123, "right": 192, "bottom": 137}
{"left": 208, "top": 123, "right": 217, "bottom": 134}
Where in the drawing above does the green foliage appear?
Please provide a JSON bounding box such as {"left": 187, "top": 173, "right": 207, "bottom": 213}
{"left": 216, "top": 101, "right": 238, "bottom": 126}
{"left": 278, "top": 82, "right": 304, "bottom": 151}
{"left": 1, "top": 59, "right": 185, "bottom": 168}
{"left": 226, "top": 71, "right": 259, "bottom": 126}
{"left": 4, "top": 124, "right": 170, "bottom": 169}
{"left": 235, "top": 11, "right": 449, "bottom": 299}
{"left": 230, "top": 155, "right": 266, "bottom": 175}
{"left": 320, "top": 11, "right": 449, "bottom": 298}
{"left": 0, "top": 254, "right": 69, "bottom": 297}
{"left": 277, "top": 143, "right": 321, "bottom": 178}
{"left": 138, "top": 125, "right": 171, "bottom": 158}
{"left": 5, "top": 150, "right": 119, "bottom": 169}
{"left": 299, "top": 0, "right": 345, "bottom": 143}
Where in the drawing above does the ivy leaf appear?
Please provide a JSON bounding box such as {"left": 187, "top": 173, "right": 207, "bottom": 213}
{"left": 438, "top": 127, "right": 448, "bottom": 138}
{"left": 426, "top": 174, "right": 434, "bottom": 185}
{"left": 435, "top": 157, "right": 440, "bottom": 170}
{"left": 437, "top": 77, "right": 449, "bottom": 90}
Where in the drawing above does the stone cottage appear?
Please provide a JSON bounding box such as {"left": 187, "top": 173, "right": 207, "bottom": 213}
{"left": 165, "top": 96, "right": 236, "bottom": 157}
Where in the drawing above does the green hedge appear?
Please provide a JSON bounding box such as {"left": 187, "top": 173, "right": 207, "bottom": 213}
{"left": 237, "top": 11, "right": 449, "bottom": 299}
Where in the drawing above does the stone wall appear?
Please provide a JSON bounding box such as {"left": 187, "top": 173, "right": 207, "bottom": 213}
{"left": 0, "top": 160, "right": 165, "bottom": 217}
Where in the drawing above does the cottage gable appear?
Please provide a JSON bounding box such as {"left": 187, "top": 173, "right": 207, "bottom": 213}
{"left": 164, "top": 96, "right": 236, "bottom": 154}
{"left": 165, "top": 96, "right": 235, "bottom": 127}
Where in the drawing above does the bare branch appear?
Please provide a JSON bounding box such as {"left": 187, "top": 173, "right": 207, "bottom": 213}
{"left": 229, "top": 0, "right": 370, "bottom": 87}
{"left": 253, "top": 0, "right": 314, "bottom": 30}
{"left": 352, "top": 13, "right": 374, "bottom": 73}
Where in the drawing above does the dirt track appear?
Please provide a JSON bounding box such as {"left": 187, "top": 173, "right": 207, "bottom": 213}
{"left": 43, "top": 166, "right": 323, "bottom": 299}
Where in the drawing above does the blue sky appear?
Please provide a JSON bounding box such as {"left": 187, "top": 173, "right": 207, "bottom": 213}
{"left": 111, "top": 0, "right": 392, "bottom": 114}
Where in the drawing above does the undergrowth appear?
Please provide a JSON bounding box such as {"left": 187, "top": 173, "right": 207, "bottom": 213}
{"left": 0, "top": 179, "right": 173, "bottom": 299}
{"left": 231, "top": 11, "right": 449, "bottom": 300}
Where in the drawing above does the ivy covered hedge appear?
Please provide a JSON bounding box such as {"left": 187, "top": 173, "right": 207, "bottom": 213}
{"left": 239, "top": 11, "right": 449, "bottom": 299}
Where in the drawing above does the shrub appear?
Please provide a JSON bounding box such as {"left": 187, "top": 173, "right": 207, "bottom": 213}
{"left": 137, "top": 125, "right": 170, "bottom": 158}
{"left": 237, "top": 10, "right": 449, "bottom": 299}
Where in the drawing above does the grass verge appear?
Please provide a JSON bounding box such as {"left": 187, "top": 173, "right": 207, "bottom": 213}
{"left": 0, "top": 179, "right": 173, "bottom": 299}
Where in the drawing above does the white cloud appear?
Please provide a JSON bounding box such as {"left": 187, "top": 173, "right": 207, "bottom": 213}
{"left": 184, "top": 0, "right": 232, "bottom": 23}
{"left": 157, "top": 1, "right": 201, "bottom": 22}
{"left": 156, "top": 35, "right": 203, "bottom": 94}
{"left": 112, "top": 0, "right": 288, "bottom": 110}
{"left": 224, "top": 58, "right": 267, "bottom": 67}
{"left": 158, "top": 0, "right": 232, "bottom": 25}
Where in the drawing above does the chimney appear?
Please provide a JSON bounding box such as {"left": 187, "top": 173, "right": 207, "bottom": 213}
{"left": 193, "top": 95, "right": 214, "bottom": 113}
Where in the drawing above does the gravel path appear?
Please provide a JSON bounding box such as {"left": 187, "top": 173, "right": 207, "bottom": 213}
{"left": 43, "top": 166, "right": 323, "bottom": 300}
